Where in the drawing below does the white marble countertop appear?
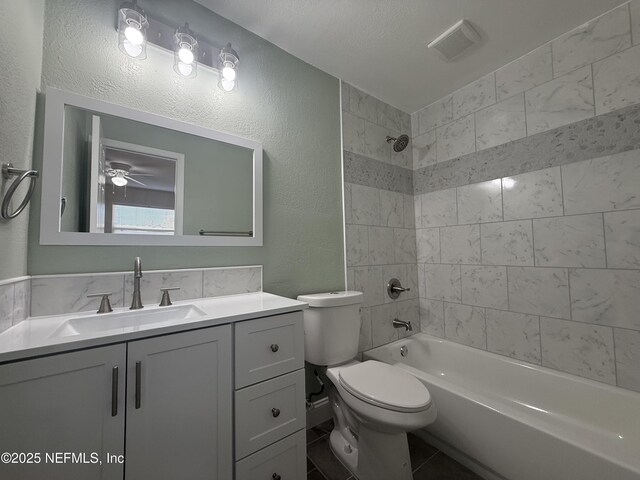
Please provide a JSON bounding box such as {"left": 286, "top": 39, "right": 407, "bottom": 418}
{"left": 0, "top": 292, "right": 307, "bottom": 363}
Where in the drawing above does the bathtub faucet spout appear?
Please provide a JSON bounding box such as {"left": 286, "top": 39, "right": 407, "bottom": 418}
{"left": 392, "top": 318, "right": 412, "bottom": 331}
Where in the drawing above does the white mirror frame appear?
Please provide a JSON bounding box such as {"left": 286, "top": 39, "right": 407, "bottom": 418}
{"left": 40, "top": 88, "right": 263, "bottom": 246}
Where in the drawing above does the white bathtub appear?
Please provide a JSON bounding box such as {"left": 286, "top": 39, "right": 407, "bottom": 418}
{"left": 364, "top": 333, "right": 640, "bottom": 480}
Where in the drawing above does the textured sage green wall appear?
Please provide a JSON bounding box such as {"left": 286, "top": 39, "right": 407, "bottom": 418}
{"left": 28, "top": 0, "right": 345, "bottom": 298}
{"left": 0, "top": 0, "right": 44, "bottom": 281}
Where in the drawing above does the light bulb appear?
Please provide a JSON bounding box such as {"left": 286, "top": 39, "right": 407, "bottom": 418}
{"left": 220, "top": 78, "right": 236, "bottom": 92}
{"left": 124, "top": 25, "right": 144, "bottom": 46}
{"left": 112, "top": 174, "right": 128, "bottom": 187}
{"left": 222, "top": 65, "right": 236, "bottom": 81}
{"left": 178, "top": 47, "right": 194, "bottom": 65}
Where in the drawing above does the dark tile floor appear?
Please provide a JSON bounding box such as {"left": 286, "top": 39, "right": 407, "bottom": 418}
{"left": 306, "top": 420, "right": 483, "bottom": 480}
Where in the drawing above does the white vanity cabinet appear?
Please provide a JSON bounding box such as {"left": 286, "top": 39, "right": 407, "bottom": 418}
{"left": 0, "top": 345, "right": 127, "bottom": 480}
{"left": 0, "top": 302, "right": 307, "bottom": 480}
{"left": 0, "top": 326, "right": 233, "bottom": 480}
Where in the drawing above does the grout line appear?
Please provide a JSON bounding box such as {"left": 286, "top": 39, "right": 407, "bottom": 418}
{"left": 567, "top": 266, "right": 573, "bottom": 321}
{"left": 411, "top": 449, "right": 441, "bottom": 473}
{"left": 550, "top": 39, "right": 555, "bottom": 79}
{"left": 531, "top": 218, "right": 538, "bottom": 267}
{"left": 602, "top": 212, "right": 609, "bottom": 268}
{"left": 351, "top": 206, "right": 640, "bottom": 232}
{"left": 630, "top": 2, "right": 635, "bottom": 48}
{"left": 349, "top": 259, "right": 640, "bottom": 272}
{"left": 612, "top": 322, "right": 619, "bottom": 387}
{"left": 505, "top": 264, "right": 511, "bottom": 312}
{"left": 590, "top": 63, "right": 597, "bottom": 116}
{"left": 538, "top": 315, "right": 543, "bottom": 365}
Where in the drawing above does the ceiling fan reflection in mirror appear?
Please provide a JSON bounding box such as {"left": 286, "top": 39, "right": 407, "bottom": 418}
{"left": 106, "top": 162, "right": 154, "bottom": 188}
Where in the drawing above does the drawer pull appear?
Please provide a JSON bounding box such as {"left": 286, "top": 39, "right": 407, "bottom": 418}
{"left": 135, "top": 361, "right": 142, "bottom": 409}
{"left": 272, "top": 474, "right": 281, "bottom": 480}
{"left": 270, "top": 344, "right": 279, "bottom": 353}
{"left": 271, "top": 407, "right": 281, "bottom": 418}
{"left": 111, "top": 366, "right": 118, "bottom": 417}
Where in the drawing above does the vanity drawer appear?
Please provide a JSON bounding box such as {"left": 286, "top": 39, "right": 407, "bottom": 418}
{"left": 235, "top": 429, "right": 306, "bottom": 480}
{"left": 235, "top": 311, "right": 304, "bottom": 388}
{"left": 235, "top": 369, "right": 306, "bottom": 459}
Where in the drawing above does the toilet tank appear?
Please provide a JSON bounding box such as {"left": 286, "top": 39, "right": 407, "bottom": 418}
{"left": 297, "top": 291, "right": 363, "bottom": 366}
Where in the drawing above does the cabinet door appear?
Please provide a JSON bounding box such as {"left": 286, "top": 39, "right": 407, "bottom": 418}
{"left": 125, "top": 325, "right": 233, "bottom": 480}
{"left": 0, "top": 345, "right": 126, "bottom": 480}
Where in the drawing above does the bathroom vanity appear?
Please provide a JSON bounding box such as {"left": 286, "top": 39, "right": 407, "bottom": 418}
{"left": 0, "top": 292, "right": 307, "bottom": 480}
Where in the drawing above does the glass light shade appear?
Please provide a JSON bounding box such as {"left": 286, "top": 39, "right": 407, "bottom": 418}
{"left": 174, "top": 26, "right": 198, "bottom": 78}
{"left": 218, "top": 43, "right": 239, "bottom": 92}
{"left": 219, "top": 78, "right": 236, "bottom": 92}
{"left": 222, "top": 65, "right": 236, "bottom": 81}
{"left": 112, "top": 174, "right": 128, "bottom": 187}
{"left": 118, "top": 4, "right": 149, "bottom": 59}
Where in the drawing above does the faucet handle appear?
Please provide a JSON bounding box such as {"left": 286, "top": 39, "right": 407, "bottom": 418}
{"left": 159, "top": 287, "right": 180, "bottom": 307}
{"left": 87, "top": 293, "right": 114, "bottom": 314}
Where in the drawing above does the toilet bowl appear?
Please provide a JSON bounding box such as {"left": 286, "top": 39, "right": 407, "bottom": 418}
{"left": 298, "top": 291, "right": 437, "bottom": 480}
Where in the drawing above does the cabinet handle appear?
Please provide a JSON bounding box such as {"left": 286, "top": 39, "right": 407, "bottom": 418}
{"left": 271, "top": 407, "right": 280, "bottom": 418}
{"left": 135, "top": 361, "right": 142, "bottom": 409}
{"left": 270, "top": 344, "right": 279, "bottom": 353}
{"left": 111, "top": 366, "right": 118, "bottom": 417}
{"left": 272, "top": 474, "right": 281, "bottom": 480}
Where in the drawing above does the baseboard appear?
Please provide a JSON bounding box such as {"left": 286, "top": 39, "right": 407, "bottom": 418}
{"left": 306, "top": 396, "right": 332, "bottom": 428}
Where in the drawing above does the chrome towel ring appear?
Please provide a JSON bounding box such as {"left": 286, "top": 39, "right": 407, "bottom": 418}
{"left": 1, "top": 163, "right": 39, "bottom": 220}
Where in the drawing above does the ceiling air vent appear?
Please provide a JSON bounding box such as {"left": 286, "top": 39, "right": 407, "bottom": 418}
{"left": 428, "top": 20, "right": 480, "bottom": 61}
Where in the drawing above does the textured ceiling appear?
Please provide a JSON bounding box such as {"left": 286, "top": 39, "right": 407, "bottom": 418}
{"left": 195, "top": 0, "right": 627, "bottom": 113}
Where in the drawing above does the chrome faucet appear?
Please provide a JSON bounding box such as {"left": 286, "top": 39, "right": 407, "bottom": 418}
{"left": 130, "top": 257, "right": 144, "bottom": 310}
{"left": 392, "top": 318, "right": 412, "bottom": 331}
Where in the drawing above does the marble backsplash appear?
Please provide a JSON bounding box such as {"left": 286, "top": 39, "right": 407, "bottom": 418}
{"left": 0, "top": 277, "right": 31, "bottom": 332}
{"left": 0, "top": 266, "right": 262, "bottom": 328}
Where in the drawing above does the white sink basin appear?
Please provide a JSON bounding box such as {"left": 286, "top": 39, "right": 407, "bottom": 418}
{"left": 50, "top": 305, "right": 207, "bottom": 338}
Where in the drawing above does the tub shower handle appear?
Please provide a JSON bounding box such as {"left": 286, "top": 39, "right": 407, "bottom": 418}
{"left": 387, "top": 278, "right": 410, "bottom": 299}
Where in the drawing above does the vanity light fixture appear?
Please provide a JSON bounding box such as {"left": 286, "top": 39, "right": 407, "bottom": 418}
{"left": 115, "top": 4, "right": 240, "bottom": 92}
{"left": 218, "top": 43, "right": 239, "bottom": 92}
{"left": 117, "top": 0, "right": 149, "bottom": 59}
{"left": 174, "top": 23, "right": 198, "bottom": 78}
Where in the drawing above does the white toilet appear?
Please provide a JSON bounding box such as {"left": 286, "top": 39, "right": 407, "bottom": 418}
{"left": 298, "top": 291, "right": 436, "bottom": 480}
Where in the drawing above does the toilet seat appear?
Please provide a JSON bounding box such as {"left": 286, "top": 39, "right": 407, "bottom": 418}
{"left": 337, "top": 360, "right": 431, "bottom": 413}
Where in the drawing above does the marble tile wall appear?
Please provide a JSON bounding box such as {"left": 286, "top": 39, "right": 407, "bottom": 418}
{"left": 341, "top": 3, "right": 640, "bottom": 393}
{"left": 345, "top": 182, "right": 419, "bottom": 352}
{"left": 342, "top": 82, "right": 418, "bottom": 353}
{"left": 27, "top": 266, "right": 262, "bottom": 317}
{"left": 0, "top": 277, "right": 30, "bottom": 333}
{"left": 412, "top": 2, "right": 640, "bottom": 169}
{"left": 416, "top": 150, "right": 640, "bottom": 391}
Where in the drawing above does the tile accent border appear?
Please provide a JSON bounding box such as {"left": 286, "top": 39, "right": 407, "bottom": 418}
{"left": 27, "top": 266, "right": 263, "bottom": 318}
{"left": 344, "top": 151, "right": 413, "bottom": 194}
{"left": 414, "top": 102, "right": 640, "bottom": 195}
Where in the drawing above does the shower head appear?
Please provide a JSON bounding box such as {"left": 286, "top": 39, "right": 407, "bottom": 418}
{"left": 386, "top": 134, "right": 410, "bottom": 153}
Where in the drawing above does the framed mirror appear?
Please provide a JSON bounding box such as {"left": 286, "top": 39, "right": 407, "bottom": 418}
{"left": 40, "top": 88, "right": 263, "bottom": 246}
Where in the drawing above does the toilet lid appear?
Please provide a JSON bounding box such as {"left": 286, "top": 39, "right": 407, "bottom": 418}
{"left": 338, "top": 360, "right": 431, "bottom": 413}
